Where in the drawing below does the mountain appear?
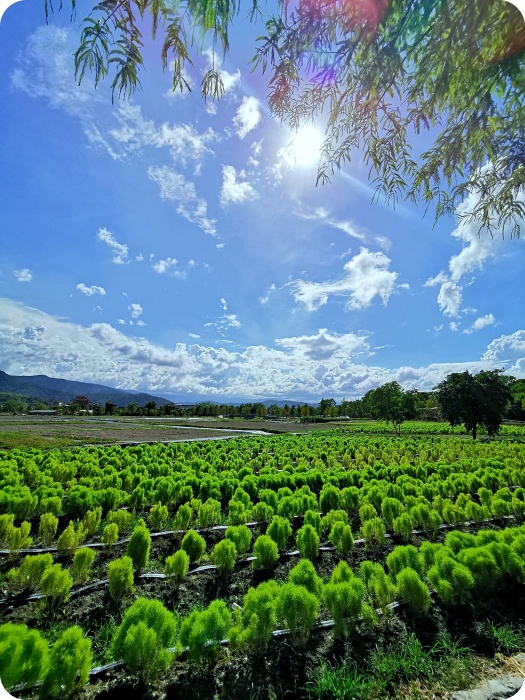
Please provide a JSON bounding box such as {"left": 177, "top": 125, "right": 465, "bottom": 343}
{"left": 0, "top": 371, "right": 169, "bottom": 407}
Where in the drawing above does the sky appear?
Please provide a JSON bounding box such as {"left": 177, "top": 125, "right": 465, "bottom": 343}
{"left": 0, "top": 0, "right": 524, "bottom": 403}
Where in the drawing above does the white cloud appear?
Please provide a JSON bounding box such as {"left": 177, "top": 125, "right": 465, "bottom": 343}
{"left": 135, "top": 254, "right": 144, "bottom": 262}
{"left": 117, "top": 319, "right": 126, "bottom": 325}
{"left": 128, "top": 303, "right": 143, "bottom": 318}
{"left": 259, "top": 284, "right": 276, "bottom": 305}
{"left": 220, "top": 165, "right": 258, "bottom": 205}
{"left": 291, "top": 248, "right": 400, "bottom": 311}
{"left": 76, "top": 283, "right": 106, "bottom": 296}
{"left": 449, "top": 322, "right": 460, "bottom": 332}
{"left": 206, "top": 102, "right": 217, "bottom": 115}
{"left": 189, "top": 333, "right": 200, "bottom": 339}
{"left": 1, "top": 299, "right": 523, "bottom": 400}
{"left": 203, "top": 48, "right": 241, "bottom": 95}
{"left": 14, "top": 269, "right": 32, "bottom": 282}
{"left": 148, "top": 166, "right": 217, "bottom": 236}
{"left": 220, "top": 298, "right": 228, "bottom": 311}
{"left": 233, "top": 96, "right": 262, "bottom": 139}
{"left": 152, "top": 258, "right": 178, "bottom": 274}
{"left": 463, "top": 314, "right": 495, "bottom": 334}
{"left": 424, "top": 271, "right": 449, "bottom": 288}
{"left": 136, "top": 320, "right": 146, "bottom": 327}
{"left": 436, "top": 282, "right": 463, "bottom": 317}
{"left": 97, "top": 228, "right": 129, "bottom": 264}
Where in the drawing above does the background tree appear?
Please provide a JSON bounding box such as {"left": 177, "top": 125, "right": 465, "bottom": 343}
{"left": 435, "top": 370, "right": 514, "bottom": 439}
{"left": 52, "top": 0, "right": 525, "bottom": 237}
{"left": 363, "top": 382, "right": 420, "bottom": 435}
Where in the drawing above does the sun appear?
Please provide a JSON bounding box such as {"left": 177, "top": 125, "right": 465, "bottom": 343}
{"left": 283, "top": 126, "right": 324, "bottom": 167}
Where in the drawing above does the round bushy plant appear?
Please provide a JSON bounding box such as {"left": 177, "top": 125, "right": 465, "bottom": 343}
{"left": 0, "top": 623, "right": 49, "bottom": 691}
{"left": 126, "top": 523, "right": 151, "bottom": 573}
{"left": 164, "top": 550, "right": 190, "bottom": 590}
{"left": 266, "top": 516, "right": 292, "bottom": 551}
{"left": 181, "top": 529, "right": 206, "bottom": 564}
{"left": 296, "top": 524, "right": 320, "bottom": 561}
{"left": 276, "top": 583, "right": 319, "bottom": 646}
{"left": 108, "top": 555, "right": 134, "bottom": 601}
{"left": 252, "top": 535, "right": 279, "bottom": 571}
{"left": 225, "top": 525, "right": 252, "bottom": 555}
{"left": 288, "top": 559, "right": 323, "bottom": 597}
{"left": 40, "top": 626, "right": 92, "bottom": 698}
{"left": 211, "top": 539, "right": 237, "bottom": 575}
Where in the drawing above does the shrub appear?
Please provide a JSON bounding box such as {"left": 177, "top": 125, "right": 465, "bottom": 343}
{"left": 276, "top": 583, "right": 319, "bottom": 646}
{"left": 40, "top": 626, "right": 91, "bottom": 698}
{"left": 197, "top": 498, "right": 222, "bottom": 528}
{"left": 319, "top": 485, "right": 341, "bottom": 513}
{"left": 225, "top": 525, "right": 252, "bottom": 555}
{"left": 126, "top": 524, "right": 151, "bottom": 573}
{"left": 82, "top": 507, "right": 102, "bottom": 536}
{"left": 381, "top": 497, "right": 405, "bottom": 530}
{"left": 11, "top": 553, "right": 53, "bottom": 592}
{"left": 393, "top": 512, "right": 414, "bottom": 542}
{"left": 230, "top": 580, "right": 279, "bottom": 654}
{"left": 418, "top": 541, "right": 445, "bottom": 572}
{"left": 102, "top": 522, "right": 119, "bottom": 547}
{"left": 181, "top": 530, "right": 206, "bottom": 564}
{"left": 330, "top": 561, "right": 354, "bottom": 584}
{"left": 361, "top": 517, "right": 386, "bottom": 548}
{"left": 64, "top": 486, "right": 94, "bottom": 519}
{"left": 359, "top": 503, "right": 378, "bottom": 525}
{"left": 164, "top": 550, "right": 190, "bottom": 590}
{"left": 303, "top": 509, "right": 321, "bottom": 534}
{"left": 296, "top": 524, "right": 320, "bottom": 560}
{"left": 277, "top": 496, "right": 299, "bottom": 520}
{"left": 39, "top": 513, "right": 59, "bottom": 546}
{"left": 72, "top": 547, "right": 96, "bottom": 585}
{"left": 211, "top": 539, "right": 237, "bottom": 575}
{"left": 386, "top": 545, "right": 423, "bottom": 580}
{"left": 8, "top": 521, "right": 32, "bottom": 558}
{"left": 0, "top": 623, "right": 49, "bottom": 691}
{"left": 367, "top": 564, "right": 397, "bottom": 615}
{"left": 288, "top": 559, "right": 323, "bottom": 597}
{"left": 427, "top": 556, "right": 474, "bottom": 604}
{"left": 329, "top": 522, "right": 354, "bottom": 555}
{"left": 457, "top": 547, "right": 500, "bottom": 594}
{"left": 252, "top": 535, "right": 279, "bottom": 571}
{"left": 396, "top": 568, "right": 431, "bottom": 613}
{"left": 148, "top": 503, "right": 169, "bottom": 531}
{"left": 108, "top": 556, "right": 134, "bottom": 601}
{"left": 0, "top": 514, "right": 15, "bottom": 546}
{"left": 179, "top": 600, "right": 231, "bottom": 661}
{"left": 227, "top": 499, "right": 249, "bottom": 525}
{"left": 320, "top": 510, "right": 348, "bottom": 535}
{"left": 266, "top": 516, "right": 292, "bottom": 551}
{"left": 251, "top": 501, "right": 274, "bottom": 523}
{"left": 173, "top": 503, "right": 192, "bottom": 531}
{"left": 323, "top": 578, "right": 368, "bottom": 637}
{"left": 444, "top": 531, "right": 477, "bottom": 555}
{"left": 487, "top": 541, "right": 525, "bottom": 583}
{"left": 112, "top": 598, "right": 177, "bottom": 683}
{"left": 41, "top": 564, "right": 73, "bottom": 610}
{"left": 56, "top": 523, "right": 77, "bottom": 556}
{"left": 340, "top": 486, "right": 360, "bottom": 511}
{"left": 106, "top": 509, "right": 132, "bottom": 534}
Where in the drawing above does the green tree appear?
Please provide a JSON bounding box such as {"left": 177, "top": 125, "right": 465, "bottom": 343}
{"left": 435, "top": 370, "right": 514, "bottom": 439}
{"left": 363, "top": 382, "right": 420, "bottom": 435}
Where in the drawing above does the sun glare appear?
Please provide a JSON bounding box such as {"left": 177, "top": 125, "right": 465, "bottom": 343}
{"left": 284, "top": 126, "right": 324, "bottom": 167}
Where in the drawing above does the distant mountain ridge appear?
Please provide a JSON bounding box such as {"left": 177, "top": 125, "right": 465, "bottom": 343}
{"left": 0, "top": 371, "right": 169, "bottom": 408}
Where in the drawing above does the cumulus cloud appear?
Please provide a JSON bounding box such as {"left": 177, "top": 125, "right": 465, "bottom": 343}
{"left": 97, "top": 228, "right": 129, "bottom": 264}
{"left": 76, "top": 283, "right": 106, "bottom": 296}
{"left": 291, "top": 248, "right": 400, "bottom": 311}
{"left": 1, "top": 299, "right": 523, "bottom": 399}
{"left": 148, "top": 166, "right": 217, "bottom": 236}
{"left": 220, "top": 165, "right": 258, "bottom": 205}
{"left": 437, "top": 282, "right": 463, "bottom": 317}
{"left": 128, "top": 303, "right": 143, "bottom": 318}
{"left": 463, "top": 314, "right": 495, "bottom": 334}
{"left": 233, "top": 96, "right": 262, "bottom": 139}
{"left": 14, "top": 269, "right": 32, "bottom": 282}
{"left": 152, "top": 258, "right": 178, "bottom": 274}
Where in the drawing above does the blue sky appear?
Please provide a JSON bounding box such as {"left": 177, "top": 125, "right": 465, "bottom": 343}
{"left": 0, "top": 0, "right": 524, "bottom": 402}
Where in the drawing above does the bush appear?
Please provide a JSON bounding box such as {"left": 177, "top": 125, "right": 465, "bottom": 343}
{"left": 386, "top": 545, "right": 423, "bottom": 581}
{"left": 181, "top": 530, "right": 206, "bottom": 564}
{"left": 288, "top": 559, "right": 323, "bottom": 597}
{"left": 266, "top": 516, "right": 292, "bottom": 551}
{"left": 197, "top": 498, "right": 222, "bottom": 528}
{"left": 303, "top": 509, "right": 321, "bottom": 534}
{"left": 225, "top": 525, "right": 252, "bottom": 555}
{"left": 296, "top": 524, "right": 320, "bottom": 560}
{"left": 361, "top": 517, "right": 386, "bottom": 549}
{"left": 329, "top": 522, "right": 354, "bottom": 555}
{"left": 72, "top": 547, "right": 96, "bottom": 585}
{"left": 427, "top": 555, "right": 474, "bottom": 604}
{"left": 126, "top": 524, "right": 151, "bottom": 573}
{"left": 173, "top": 503, "right": 192, "bottom": 531}
{"left": 252, "top": 535, "right": 279, "bottom": 571}
{"left": 367, "top": 564, "right": 397, "bottom": 615}
{"left": 164, "top": 550, "right": 190, "bottom": 590}
{"left": 64, "top": 486, "right": 94, "bottom": 519}
{"left": 106, "top": 509, "right": 132, "bottom": 534}
{"left": 56, "top": 523, "right": 77, "bottom": 556}
{"left": 148, "top": 503, "right": 169, "bottom": 530}
{"left": 319, "top": 485, "right": 341, "bottom": 513}
{"left": 230, "top": 580, "right": 279, "bottom": 654}
{"left": 0, "top": 514, "right": 14, "bottom": 546}
{"left": 359, "top": 503, "right": 378, "bottom": 524}
{"left": 393, "top": 513, "right": 414, "bottom": 542}
{"left": 40, "top": 626, "right": 91, "bottom": 698}
{"left": 251, "top": 501, "right": 274, "bottom": 523}
{"left": 102, "top": 523, "right": 119, "bottom": 547}
{"left": 457, "top": 547, "right": 500, "bottom": 594}
{"left": 82, "top": 507, "right": 102, "bottom": 536}
{"left": 179, "top": 600, "right": 231, "bottom": 661}
{"left": 381, "top": 497, "right": 405, "bottom": 530}
{"left": 330, "top": 561, "right": 354, "bottom": 584}
{"left": 0, "top": 622, "right": 49, "bottom": 691}
{"left": 112, "top": 598, "right": 177, "bottom": 683}
{"left": 39, "top": 513, "right": 59, "bottom": 546}
{"left": 8, "top": 521, "right": 32, "bottom": 557}
{"left": 41, "top": 564, "right": 73, "bottom": 610}
{"left": 211, "top": 539, "right": 237, "bottom": 575}
{"left": 396, "top": 568, "right": 431, "bottom": 613}
{"left": 108, "top": 556, "right": 134, "bottom": 601}
{"left": 276, "top": 583, "right": 319, "bottom": 646}
{"left": 320, "top": 510, "right": 348, "bottom": 535}
{"left": 11, "top": 553, "right": 53, "bottom": 592}
{"left": 323, "top": 578, "right": 368, "bottom": 637}
{"left": 227, "top": 499, "right": 249, "bottom": 525}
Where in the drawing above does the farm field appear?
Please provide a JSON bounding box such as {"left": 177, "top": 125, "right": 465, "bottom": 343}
{"left": 1, "top": 432, "right": 525, "bottom": 698}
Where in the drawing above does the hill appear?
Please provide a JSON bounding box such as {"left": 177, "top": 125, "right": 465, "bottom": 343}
{"left": 0, "top": 371, "right": 169, "bottom": 408}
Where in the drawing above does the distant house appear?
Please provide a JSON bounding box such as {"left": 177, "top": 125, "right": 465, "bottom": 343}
{"left": 72, "top": 395, "right": 90, "bottom": 409}
{"left": 29, "top": 409, "right": 57, "bottom": 415}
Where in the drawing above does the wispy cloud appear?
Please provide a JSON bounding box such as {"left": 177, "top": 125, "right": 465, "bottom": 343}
{"left": 152, "top": 258, "right": 178, "bottom": 274}
{"left": 220, "top": 165, "right": 258, "bottom": 205}
{"left": 97, "top": 228, "right": 129, "bottom": 264}
{"left": 233, "top": 96, "right": 262, "bottom": 139}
